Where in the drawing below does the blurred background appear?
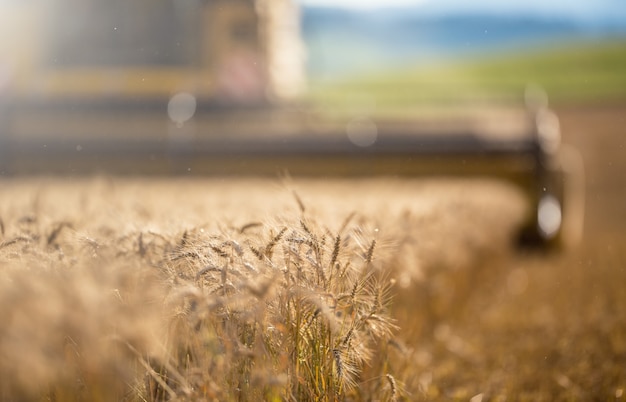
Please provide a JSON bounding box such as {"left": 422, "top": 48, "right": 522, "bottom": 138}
{"left": 1, "top": 0, "right": 624, "bottom": 120}
{"left": 0, "top": 0, "right": 624, "bottom": 140}
{"left": 0, "top": 0, "right": 623, "bottom": 244}
{"left": 303, "top": 0, "right": 626, "bottom": 110}
{"left": 0, "top": 0, "right": 624, "bottom": 237}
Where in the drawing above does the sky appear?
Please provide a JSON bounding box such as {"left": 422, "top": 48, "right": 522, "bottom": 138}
{"left": 297, "top": 0, "right": 626, "bottom": 22}
{"left": 298, "top": 0, "right": 427, "bottom": 8}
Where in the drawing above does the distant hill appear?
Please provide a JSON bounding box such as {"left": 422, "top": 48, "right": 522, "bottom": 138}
{"left": 301, "top": 6, "right": 626, "bottom": 78}
{"left": 308, "top": 39, "right": 626, "bottom": 108}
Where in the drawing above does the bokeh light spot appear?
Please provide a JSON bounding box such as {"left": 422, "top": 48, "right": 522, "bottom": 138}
{"left": 167, "top": 92, "right": 197, "bottom": 126}
{"left": 346, "top": 116, "right": 378, "bottom": 147}
{"left": 538, "top": 194, "right": 562, "bottom": 239}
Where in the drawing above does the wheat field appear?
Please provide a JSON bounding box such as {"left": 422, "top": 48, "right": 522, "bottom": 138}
{"left": 0, "top": 105, "right": 625, "bottom": 401}
{"left": 0, "top": 176, "right": 527, "bottom": 401}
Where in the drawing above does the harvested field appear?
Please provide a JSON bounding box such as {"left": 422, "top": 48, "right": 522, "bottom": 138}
{"left": 0, "top": 104, "right": 625, "bottom": 401}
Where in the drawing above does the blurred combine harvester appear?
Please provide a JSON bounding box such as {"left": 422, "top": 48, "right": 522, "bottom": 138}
{"left": 0, "top": 0, "right": 306, "bottom": 167}
{"left": 0, "top": 0, "right": 305, "bottom": 101}
{"left": 0, "top": 0, "right": 583, "bottom": 248}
